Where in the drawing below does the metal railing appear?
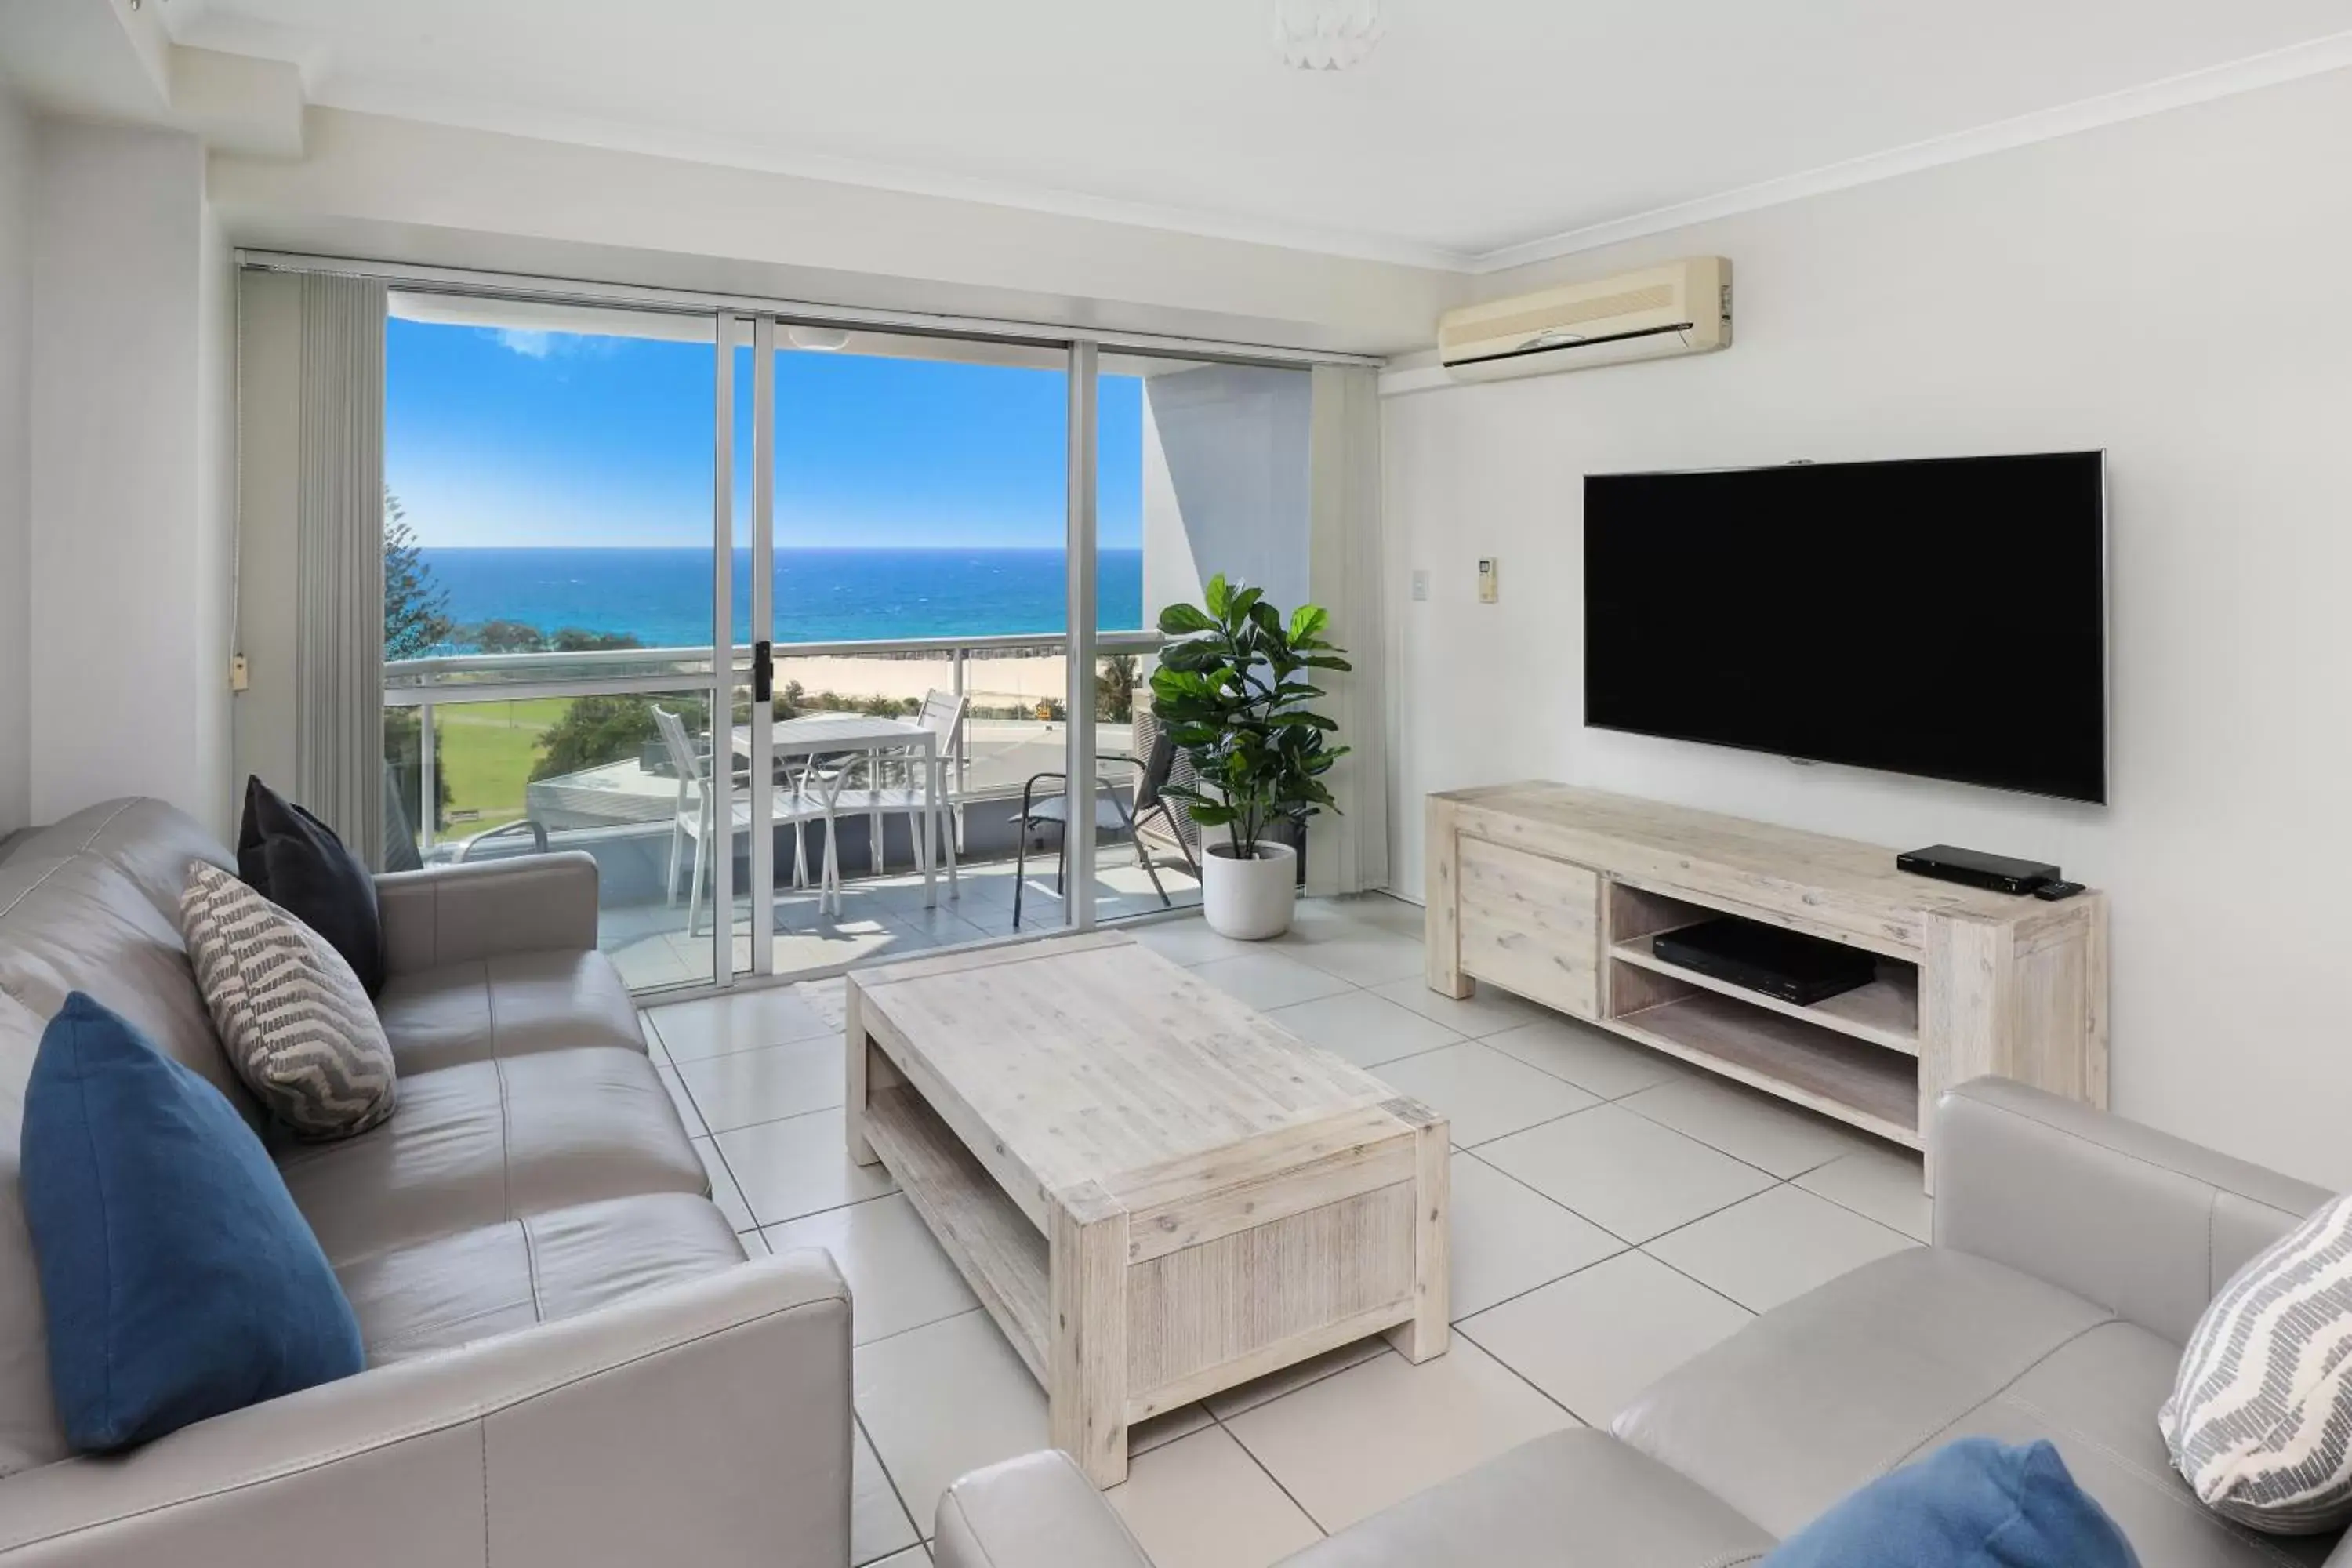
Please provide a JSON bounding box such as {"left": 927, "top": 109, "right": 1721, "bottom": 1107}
{"left": 384, "top": 630, "right": 1163, "bottom": 852}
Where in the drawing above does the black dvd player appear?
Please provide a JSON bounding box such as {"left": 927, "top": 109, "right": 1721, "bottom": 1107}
{"left": 1895, "top": 844, "right": 2059, "bottom": 895}
{"left": 1653, "top": 918, "right": 1878, "bottom": 1007}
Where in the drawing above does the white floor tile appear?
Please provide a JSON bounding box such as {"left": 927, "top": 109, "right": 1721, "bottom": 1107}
{"left": 1264, "top": 989, "right": 1465, "bottom": 1069}
{"left": 854, "top": 1418, "right": 920, "bottom": 1566}
{"left": 1339, "top": 895, "right": 1428, "bottom": 940}
{"left": 656, "top": 1064, "right": 707, "bottom": 1138}
{"left": 675, "top": 1036, "right": 844, "bottom": 1132}
{"left": 691, "top": 1136, "right": 755, "bottom": 1232}
{"left": 1476, "top": 1103, "right": 1777, "bottom": 1243}
{"left": 1482, "top": 1016, "right": 1689, "bottom": 1100}
{"left": 1457, "top": 1250, "right": 1751, "bottom": 1425}
{"left": 856, "top": 1312, "right": 1047, "bottom": 1537}
{"left": 1367, "top": 977, "right": 1548, "bottom": 1038}
{"left": 635, "top": 1010, "right": 672, "bottom": 1063}
{"left": 1106, "top": 1427, "right": 1323, "bottom": 1568}
{"left": 1793, "top": 1145, "right": 1933, "bottom": 1242}
{"left": 1643, "top": 1185, "right": 1917, "bottom": 1312}
{"left": 1276, "top": 929, "right": 1428, "bottom": 989}
{"left": 1615, "top": 1074, "right": 1875, "bottom": 1178}
{"left": 645, "top": 986, "right": 839, "bottom": 1061}
{"left": 1369, "top": 1042, "right": 1599, "bottom": 1147}
{"left": 1134, "top": 919, "right": 1259, "bottom": 967}
{"left": 1205, "top": 1339, "right": 1393, "bottom": 1421}
{"left": 868, "top": 1548, "right": 930, "bottom": 1567}
{"left": 717, "top": 1107, "right": 898, "bottom": 1226}
{"left": 1189, "top": 951, "right": 1356, "bottom": 1011}
{"left": 764, "top": 1193, "right": 979, "bottom": 1345}
{"left": 1128, "top": 1403, "right": 1214, "bottom": 1457}
{"left": 1222, "top": 1337, "right": 1573, "bottom": 1532}
{"left": 1448, "top": 1152, "right": 1624, "bottom": 1318}
{"left": 737, "top": 1227, "right": 771, "bottom": 1255}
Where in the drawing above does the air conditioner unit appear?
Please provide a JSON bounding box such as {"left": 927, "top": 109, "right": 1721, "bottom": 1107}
{"left": 1438, "top": 257, "right": 1732, "bottom": 383}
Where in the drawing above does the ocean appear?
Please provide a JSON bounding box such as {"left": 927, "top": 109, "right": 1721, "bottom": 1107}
{"left": 417, "top": 546, "right": 1146, "bottom": 650}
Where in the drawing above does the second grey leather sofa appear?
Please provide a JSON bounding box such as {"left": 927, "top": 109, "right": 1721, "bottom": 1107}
{"left": 935, "top": 1077, "right": 2347, "bottom": 1568}
{"left": 0, "top": 798, "right": 851, "bottom": 1567}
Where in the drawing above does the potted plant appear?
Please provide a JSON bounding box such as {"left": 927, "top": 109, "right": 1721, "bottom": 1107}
{"left": 1149, "top": 575, "right": 1349, "bottom": 939}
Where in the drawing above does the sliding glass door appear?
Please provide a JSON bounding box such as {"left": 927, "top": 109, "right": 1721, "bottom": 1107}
{"left": 379, "top": 296, "right": 726, "bottom": 990}
{"left": 379, "top": 286, "right": 1325, "bottom": 996}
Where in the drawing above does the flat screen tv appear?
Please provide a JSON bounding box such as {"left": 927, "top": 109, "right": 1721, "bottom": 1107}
{"left": 1583, "top": 452, "right": 2107, "bottom": 803}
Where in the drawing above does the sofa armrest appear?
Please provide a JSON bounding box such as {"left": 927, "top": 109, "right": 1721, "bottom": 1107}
{"left": 1934, "top": 1077, "right": 2328, "bottom": 1343}
{"left": 0, "top": 1250, "right": 851, "bottom": 1568}
{"left": 376, "top": 852, "right": 601, "bottom": 975}
{"left": 934, "top": 1451, "right": 1153, "bottom": 1568}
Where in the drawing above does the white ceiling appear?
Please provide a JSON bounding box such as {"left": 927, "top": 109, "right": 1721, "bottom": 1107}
{"left": 165, "top": 0, "right": 2352, "bottom": 268}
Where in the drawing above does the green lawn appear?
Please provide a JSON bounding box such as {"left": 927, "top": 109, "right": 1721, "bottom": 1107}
{"left": 435, "top": 698, "right": 568, "bottom": 833}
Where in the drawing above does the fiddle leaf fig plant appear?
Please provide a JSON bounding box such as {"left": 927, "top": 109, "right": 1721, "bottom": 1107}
{"left": 1149, "top": 575, "right": 1350, "bottom": 861}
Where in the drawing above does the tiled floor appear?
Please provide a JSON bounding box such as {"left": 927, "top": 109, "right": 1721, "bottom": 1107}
{"left": 640, "top": 893, "right": 1930, "bottom": 1567}
{"left": 610, "top": 853, "right": 1200, "bottom": 990}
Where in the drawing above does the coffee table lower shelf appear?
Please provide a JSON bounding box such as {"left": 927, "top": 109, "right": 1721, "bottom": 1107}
{"left": 855, "top": 1079, "right": 1450, "bottom": 1490}
{"left": 862, "top": 1085, "right": 1051, "bottom": 1379}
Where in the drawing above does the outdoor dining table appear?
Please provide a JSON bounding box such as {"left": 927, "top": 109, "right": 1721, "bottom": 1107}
{"left": 731, "top": 713, "right": 949, "bottom": 907}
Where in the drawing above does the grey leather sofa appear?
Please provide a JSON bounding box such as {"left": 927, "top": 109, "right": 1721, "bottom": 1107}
{"left": 937, "top": 1077, "right": 2348, "bottom": 1568}
{"left": 0, "top": 798, "right": 851, "bottom": 1567}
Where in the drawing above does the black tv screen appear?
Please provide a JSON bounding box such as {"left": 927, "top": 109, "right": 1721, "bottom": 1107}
{"left": 1583, "top": 452, "right": 2107, "bottom": 803}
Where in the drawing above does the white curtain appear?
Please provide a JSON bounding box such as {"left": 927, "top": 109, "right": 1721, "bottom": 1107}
{"left": 1306, "top": 364, "right": 1389, "bottom": 896}
{"left": 293, "top": 274, "right": 388, "bottom": 866}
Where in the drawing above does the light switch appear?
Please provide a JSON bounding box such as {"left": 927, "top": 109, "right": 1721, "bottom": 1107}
{"left": 1410, "top": 569, "right": 1431, "bottom": 602}
{"left": 1477, "top": 557, "right": 1499, "bottom": 604}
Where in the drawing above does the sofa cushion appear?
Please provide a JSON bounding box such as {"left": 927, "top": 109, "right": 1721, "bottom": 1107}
{"left": 276, "top": 1046, "right": 706, "bottom": 1263}
{"left": 1284, "top": 1428, "right": 1776, "bottom": 1567}
{"left": 0, "top": 852, "right": 260, "bottom": 1127}
{"left": 21, "top": 994, "right": 364, "bottom": 1453}
{"left": 2161, "top": 1188, "right": 2352, "bottom": 1534}
{"left": 0, "top": 992, "right": 67, "bottom": 1477}
{"left": 336, "top": 1193, "right": 745, "bottom": 1365}
{"left": 376, "top": 949, "right": 645, "bottom": 1076}
{"left": 1762, "top": 1438, "right": 2136, "bottom": 1568}
{"left": 7, "top": 797, "right": 234, "bottom": 927}
{"left": 237, "top": 777, "right": 387, "bottom": 997}
{"left": 183, "top": 863, "right": 398, "bottom": 1140}
{"left": 1616, "top": 1247, "right": 2337, "bottom": 1567}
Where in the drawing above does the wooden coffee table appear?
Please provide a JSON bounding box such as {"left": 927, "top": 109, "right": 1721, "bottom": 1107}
{"left": 844, "top": 931, "right": 1450, "bottom": 1487}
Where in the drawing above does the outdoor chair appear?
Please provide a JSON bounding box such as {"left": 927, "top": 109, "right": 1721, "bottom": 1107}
{"left": 1010, "top": 722, "right": 1195, "bottom": 928}
{"left": 653, "top": 705, "right": 840, "bottom": 934}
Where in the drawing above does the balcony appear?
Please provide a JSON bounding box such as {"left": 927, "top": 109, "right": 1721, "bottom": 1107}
{"left": 384, "top": 630, "right": 1199, "bottom": 992}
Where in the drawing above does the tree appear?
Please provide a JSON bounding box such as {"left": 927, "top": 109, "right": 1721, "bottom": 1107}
{"left": 548, "top": 627, "right": 646, "bottom": 653}
{"left": 1095, "top": 654, "right": 1138, "bottom": 724}
{"left": 531, "top": 695, "right": 705, "bottom": 782}
{"left": 383, "top": 488, "right": 453, "bottom": 660}
{"left": 467, "top": 620, "right": 548, "bottom": 655}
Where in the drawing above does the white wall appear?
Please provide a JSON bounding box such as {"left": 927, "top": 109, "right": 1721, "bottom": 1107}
{"left": 1383, "top": 67, "right": 2352, "bottom": 1186}
{"left": 27, "top": 121, "right": 234, "bottom": 835}
{"left": 1141, "top": 365, "right": 1313, "bottom": 622}
{"left": 211, "top": 109, "right": 1462, "bottom": 358}
{"left": 0, "top": 83, "right": 30, "bottom": 835}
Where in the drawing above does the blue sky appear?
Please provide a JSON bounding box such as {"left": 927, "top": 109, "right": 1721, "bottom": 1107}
{"left": 384, "top": 320, "right": 1144, "bottom": 550}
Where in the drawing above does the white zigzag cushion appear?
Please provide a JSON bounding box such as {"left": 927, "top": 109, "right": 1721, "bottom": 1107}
{"left": 2161, "top": 1189, "right": 2352, "bottom": 1533}
{"left": 180, "top": 861, "right": 397, "bottom": 1141}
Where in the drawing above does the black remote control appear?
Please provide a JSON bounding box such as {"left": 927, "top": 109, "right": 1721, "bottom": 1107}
{"left": 2031, "top": 880, "right": 2085, "bottom": 901}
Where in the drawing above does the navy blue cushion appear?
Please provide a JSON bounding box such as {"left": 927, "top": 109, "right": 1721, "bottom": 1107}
{"left": 1764, "top": 1439, "right": 2139, "bottom": 1568}
{"left": 237, "top": 775, "right": 385, "bottom": 997}
{"left": 19, "top": 993, "right": 365, "bottom": 1452}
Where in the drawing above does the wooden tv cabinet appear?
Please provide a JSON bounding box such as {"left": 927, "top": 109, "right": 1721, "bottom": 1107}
{"left": 1425, "top": 784, "right": 2107, "bottom": 1187}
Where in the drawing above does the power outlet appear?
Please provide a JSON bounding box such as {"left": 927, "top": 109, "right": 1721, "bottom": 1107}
{"left": 1410, "top": 569, "right": 1431, "bottom": 602}
{"left": 1477, "top": 557, "right": 1500, "bottom": 604}
{"left": 228, "top": 654, "right": 250, "bottom": 693}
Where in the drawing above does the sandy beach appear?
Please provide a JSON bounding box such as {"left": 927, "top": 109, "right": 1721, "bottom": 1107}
{"left": 771, "top": 651, "right": 1111, "bottom": 709}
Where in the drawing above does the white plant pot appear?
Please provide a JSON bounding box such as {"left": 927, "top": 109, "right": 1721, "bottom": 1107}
{"left": 1200, "top": 840, "right": 1298, "bottom": 941}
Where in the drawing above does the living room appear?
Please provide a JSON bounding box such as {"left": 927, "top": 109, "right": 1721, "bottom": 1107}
{"left": 4, "top": 4, "right": 2352, "bottom": 1566}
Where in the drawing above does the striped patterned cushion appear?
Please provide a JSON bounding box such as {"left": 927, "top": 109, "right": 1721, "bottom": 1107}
{"left": 180, "top": 862, "right": 396, "bottom": 1141}
{"left": 2160, "top": 1189, "right": 2352, "bottom": 1532}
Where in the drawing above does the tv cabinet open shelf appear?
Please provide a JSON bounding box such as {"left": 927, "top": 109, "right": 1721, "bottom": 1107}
{"left": 1426, "top": 784, "right": 2108, "bottom": 1189}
